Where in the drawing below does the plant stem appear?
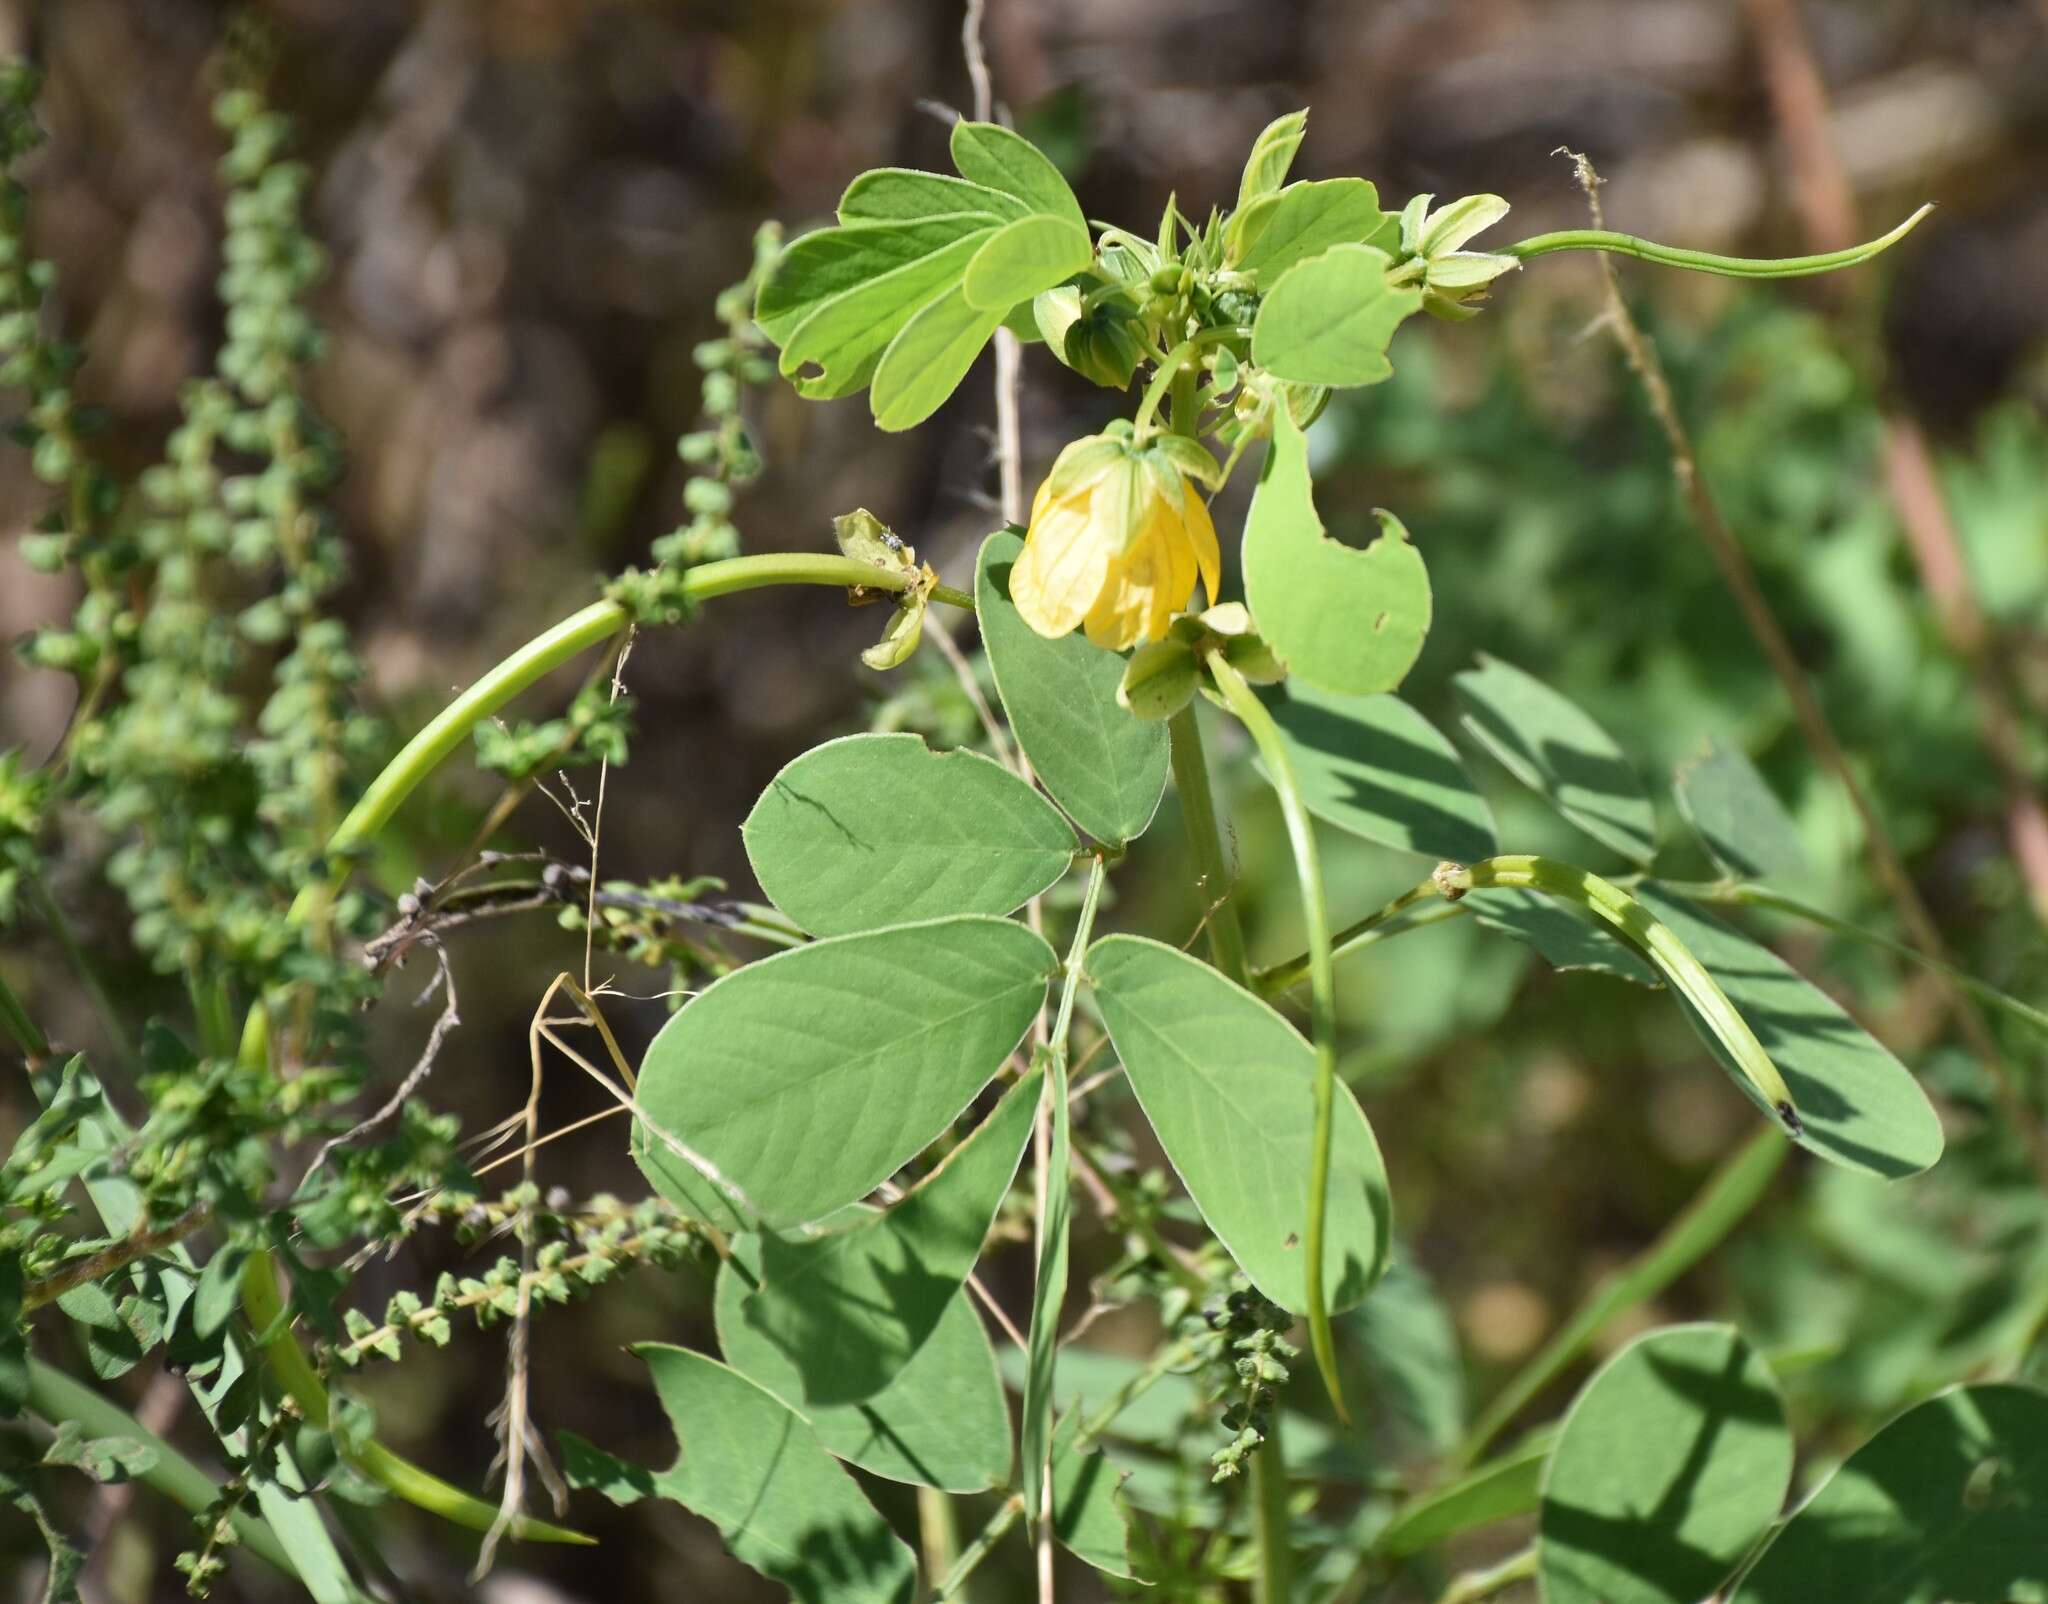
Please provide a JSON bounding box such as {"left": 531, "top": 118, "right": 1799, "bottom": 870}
{"left": 918, "top": 1485, "right": 961, "bottom": 1595}
{"left": 1432, "top": 1543, "right": 1538, "bottom": 1604}
{"left": 239, "top": 1251, "right": 593, "bottom": 1545}
{"left": 1166, "top": 707, "right": 1250, "bottom": 984}
{"left": 24, "top": 1357, "right": 298, "bottom": 1579}
{"left": 23, "top": 1203, "right": 212, "bottom": 1311}
{"left": 1662, "top": 879, "right": 2048, "bottom": 1040}
{"left": 1251, "top": 1411, "right": 1295, "bottom": 1604}
{"left": 1503, "top": 204, "right": 1929, "bottom": 277}
{"left": 1207, "top": 652, "right": 1348, "bottom": 1429}
{"left": 935, "top": 1495, "right": 1023, "bottom": 1601}
{"left": 1452, "top": 1121, "right": 1787, "bottom": 1468}
{"left": 1021, "top": 857, "right": 1107, "bottom": 1536}
{"left": 0, "top": 966, "right": 49, "bottom": 1059}
{"left": 1257, "top": 882, "right": 1450, "bottom": 995}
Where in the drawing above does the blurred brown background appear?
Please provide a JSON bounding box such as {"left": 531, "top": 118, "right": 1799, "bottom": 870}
{"left": 3, "top": 1, "right": 2046, "bottom": 1599}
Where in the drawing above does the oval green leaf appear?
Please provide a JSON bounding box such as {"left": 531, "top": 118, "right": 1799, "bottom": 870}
{"left": 976, "top": 529, "right": 1170, "bottom": 844}
{"left": 717, "top": 1232, "right": 1011, "bottom": 1491}
{"left": 949, "top": 120, "right": 1086, "bottom": 231}
{"left": 1242, "top": 405, "right": 1432, "bottom": 697}
{"left": 1541, "top": 1324, "right": 1792, "bottom": 1604}
{"left": 1230, "top": 178, "right": 1394, "bottom": 280}
{"left": 1085, "top": 934, "right": 1391, "bottom": 1314}
{"left": 1251, "top": 243, "right": 1421, "bottom": 387}
{"left": 962, "top": 214, "right": 1093, "bottom": 313}
{"left": 738, "top": 1066, "right": 1038, "bottom": 1407}
{"left": 633, "top": 1345, "right": 916, "bottom": 1604}
{"left": 632, "top": 915, "right": 1053, "bottom": 1230}
{"left": 1452, "top": 652, "right": 1658, "bottom": 864}
{"left": 1465, "top": 886, "right": 1660, "bottom": 986}
{"left": 870, "top": 281, "right": 1003, "bottom": 431}
{"left": 742, "top": 733, "right": 1076, "bottom": 937}
{"left": 1673, "top": 738, "right": 1807, "bottom": 882}
{"left": 1380, "top": 1430, "right": 1551, "bottom": 1558}
{"left": 1636, "top": 884, "right": 1944, "bottom": 1178}
{"left": 758, "top": 216, "right": 991, "bottom": 375}
{"left": 1259, "top": 681, "right": 1497, "bottom": 861}
{"left": 1730, "top": 1383, "right": 2048, "bottom": 1604}
{"left": 838, "top": 167, "right": 1029, "bottom": 225}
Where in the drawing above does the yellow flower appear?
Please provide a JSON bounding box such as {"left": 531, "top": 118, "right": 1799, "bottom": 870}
{"left": 1010, "top": 428, "right": 1222, "bottom": 651}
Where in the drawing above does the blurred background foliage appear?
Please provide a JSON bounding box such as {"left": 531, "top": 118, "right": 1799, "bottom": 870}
{"left": 1, "top": 0, "right": 2045, "bottom": 1598}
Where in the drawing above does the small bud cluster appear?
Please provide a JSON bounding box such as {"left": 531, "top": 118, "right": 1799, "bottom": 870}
{"left": 1199, "top": 1281, "right": 1298, "bottom": 1481}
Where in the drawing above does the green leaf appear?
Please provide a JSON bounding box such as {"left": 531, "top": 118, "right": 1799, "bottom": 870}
{"left": 738, "top": 1067, "right": 1039, "bottom": 1406}
{"left": 1379, "top": 1430, "right": 1551, "bottom": 1558}
{"left": 1541, "top": 1324, "right": 1793, "bottom": 1604}
{"left": 633, "top": 1345, "right": 916, "bottom": 1604}
{"left": 632, "top": 915, "right": 1053, "bottom": 1230}
{"left": 1635, "top": 885, "right": 1944, "bottom": 1179}
{"left": 1251, "top": 243, "right": 1421, "bottom": 387}
{"left": 741, "top": 733, "right": 1076, "bottom": 937}
{"left": 962, "top": 214, "right": 1094, "bottom": 312}
{"left": 1242, "top": 406, "right": 1431, "bottom": 697}
{"left": 1465, "top": 887, "right": 1661, "bottom": 986}
{"left": 1236, "top": 110, "right": 1309, "bottom": 213}
{"left": 869, "top": 282, "right": 1004, "bottom": 431}
{"left": 557, "top": 1428, "right": 656, "bottom": 1505}
{"left": 1049, "top": 1408, "right": 1140, "bottom": 1579}
{"left": 0, "top": 1257, "right": 25, "bottom": 1419}
{"left": 1085, "top": 934, "right": 1391, "bottom": 1314}
{"left": 717, "top": 1234, "right": 1010, "bottom": 1491}
{"left": 1259, "top": 682, "right": 1496, "bottom": 861}
{"left": 1231, "top": 178, "right": 1395, "bottom": 280}
{"left": 838, "top": 168, "right": 1030, "bottom": 226}
{"left": 976, "top": 529, "right": 1170, "bottom": 844}
{"left": 1453, "top": 653, "right": 1658, "bottom": 864}
{"left": 1729, "top": 1383, "right": 2048, "bottom": 1604}
{"left": 949, "top": 121, "right": 1086, "bottom": 232}
{"left": 758, "top": 216, "right": 991, "bottom": 357}
{"left": 1673, "top": 739, "right": 1807, "bottom": 882}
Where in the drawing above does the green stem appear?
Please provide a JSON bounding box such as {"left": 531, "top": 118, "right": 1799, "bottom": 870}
{"left": 916, "top": 1485, "right": 960, "bottom": 1595}
{"left": 935, "top": 1494, "right": 1023, "bottom": 1600}
{"left": 1433, "top": 1543, "right": 1537, "bottom": 1604}
{"left": 1663, "top": 879, "right": 2048, "bottom": 1040}
{"left": 1206, "top": 653, "right": 1347, "bottom": 1428}
{"left": 1166, "top": 706, "right": 1250, "bottom": 985}
{"left": 1504, "top": 204, "right": 1930, "bottom": 278}
{"left": 1452, "top": 1122, "right": 1787, "bottom": 1468}
{"left": 239, "top": 1251, "right": 593, "bottom": 1546}
{"left": 1021, "top": 857, "right": 1107, "bottom": 1529}
{"left": 20, "top": 858, "right": 134, "bottom": 1063}
{"left": 1133, "top": 327, "right": 1249, "bottom": 437}
{"left": 0, "top": 966, "right": 49, "bottom": 1059}
{"left": 1250, "top": 1413, "right": 1295, "bottom": 1604}
{"left": 24, "top": 1357, "right": 297, "bottom": 1579}
{"left": 1257, "top": 882, "right": 1451, "bottom": 996}
{"left": 1462, "top": 856, "right": 1801, "bottom": 1130}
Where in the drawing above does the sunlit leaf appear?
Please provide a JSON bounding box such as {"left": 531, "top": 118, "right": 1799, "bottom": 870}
{"left": 1453, "top": 653, "right": 1658, "bottom": 864}
{"left": 977, "top": 529, "right": 1170, "bottom": 844}
{"left": 962, "top": 214, "right": 1093, "bottom": 312}
{"left": 742, "top": 733, "right": 1076, "bottom": 936}
{"left": 1730, "top": 1384, "right": 2048, "bottom": 1604}
{"left": 1242, "top": 407, "right": 1431, "bottom": 696}
{"left": 1540, "top": 1324, "right": 1792, "bottom": 1604}
{"left": 633, "top": 916, "right": 1052, "bottom": 1230}
{"left": 870, "top": 282, "right": 1004, "bottom": 431}
{"left": 1086, "top": 934, "right": 1391, "bottom": 1314}
{"left": 1251, "top": 243, "right": 1421, "bottom": 387}
{"left": 1259, "top": 682, "right": 1496, "bottom": 861}
{"left": 1230, "top": 178, "right": 1395, "bottom": 280}
{"left": 1465, "top": 886, "right": 1660, "bottom": 986}
{"left": 1673, "top": 738, "right": 1807, "bottom": 882}
{"left": 633, "top": 1345, "right": 916, "bottom": 1604}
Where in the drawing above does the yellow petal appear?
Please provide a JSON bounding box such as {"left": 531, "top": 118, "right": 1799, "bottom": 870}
{"left": 1180, "top": 485, "right": 1221, "bottom": 609}
{"left": 1011, "top": 487, "right": 1111, "bottom": 639}
{"left": 1084, "top": 511, "right": 1182, "bottom": 649}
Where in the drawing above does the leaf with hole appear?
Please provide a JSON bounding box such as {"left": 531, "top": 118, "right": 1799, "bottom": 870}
{"left": 736, "top": 1065, "right": 1038, "bottom": 1407}
{"left": 1086, "top": 934, "right": 1391, "bottom": 1314}
{"left": 631, "top": 1345, "right": 916, "bottom": 1604}
{"left": 1251, "top": 243, "right": 1421, "bottom": 387}
{"left": 977, "top": 529, "right": 1170, "bottom": 844}
{"left": 716, "top": 1227, "right": 1010, "bottom": 1491}
{"left": 1728, "top": 1383, "right": 2048, "bottom": 1604}
{"left": 1259, "top": 682, "right": 1496, "bottom": 861}
{"left": 632, "top": 915, "right": 1052, "bottom": 1230}
{"left": 1637, "top": 885, "right": 1943, "bottom": 1179}
{"left": 1453, "top": 653, "right": 1658, "bottom": 864}
{"left": 1242, "top": 407, "right": 1431, "bottom": 697}
{"left": 742, "top": 733, "right": 1075, "bottom": 937}
{"left": 1673, "top": 739, "right": 1807, "bottom": 882}
{"left": 1540, "top": 1324, "right": 1792, "bottom": 1604}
